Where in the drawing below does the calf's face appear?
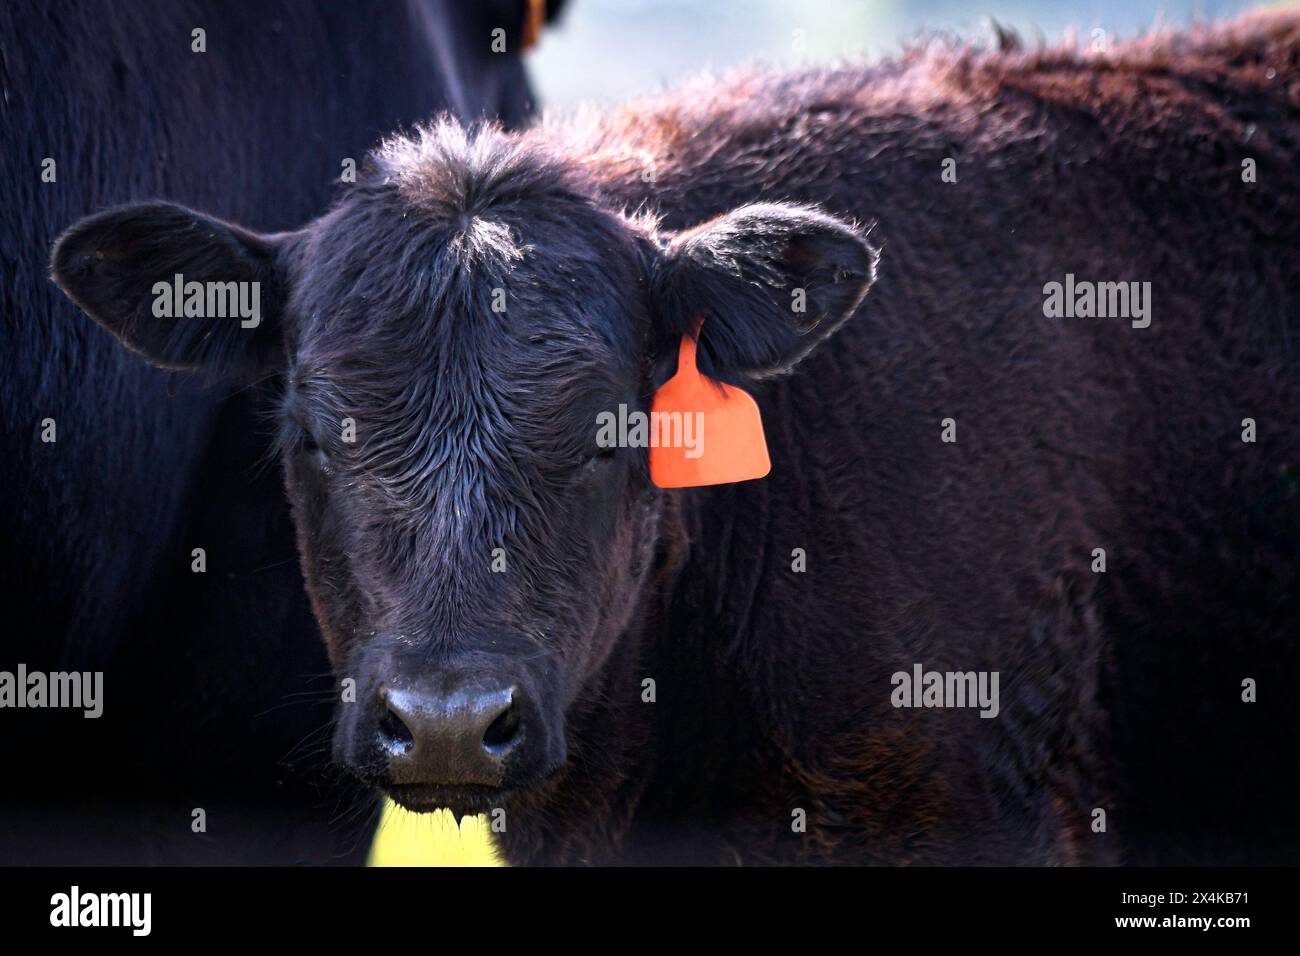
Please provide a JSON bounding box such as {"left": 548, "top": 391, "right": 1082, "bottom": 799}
{"left": 50, "top": 126, "right": 875, "bottom": 815}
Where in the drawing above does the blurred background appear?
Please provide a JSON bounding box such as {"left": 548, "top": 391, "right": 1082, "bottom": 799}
{"left": 531, "top": 0, "right": 1250, "bottom": 109}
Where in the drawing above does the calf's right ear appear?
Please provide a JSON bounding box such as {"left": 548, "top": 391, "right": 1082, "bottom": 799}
{"left": 50, "top": 202, "right": 289, "bottom": 375}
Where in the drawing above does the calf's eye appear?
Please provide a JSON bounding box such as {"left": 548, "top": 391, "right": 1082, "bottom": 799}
{"left": 296, "top": 426, "right": 329, "bottom": 463}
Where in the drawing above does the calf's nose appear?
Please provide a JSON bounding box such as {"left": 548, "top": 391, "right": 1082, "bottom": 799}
{"left": 378, "top": 681, "right": 524, "bottom": 786}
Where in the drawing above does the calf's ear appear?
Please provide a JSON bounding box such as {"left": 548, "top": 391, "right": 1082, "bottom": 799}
{"left": 50, "top": 202, "right": 289, "bottom": 375}
{"left": 651, "top": 203, "right": 877, "bottom": 382}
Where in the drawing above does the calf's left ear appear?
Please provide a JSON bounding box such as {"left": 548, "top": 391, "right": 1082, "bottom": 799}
{"left": 50, "top": 201, "right": 289, "bottom": 376}
{"left": 651, "top": 203, "right": 877, "bottom": 382}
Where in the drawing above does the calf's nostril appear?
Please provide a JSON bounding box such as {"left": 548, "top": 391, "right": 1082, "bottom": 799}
{"left": 482, "top": 701, "right": 522, "bottom": 753}
{"left": 378, "top": 706, "right": 415, "bottom": 756}
{"left": 375, "top": 681, "right": 531, "bottom": 784}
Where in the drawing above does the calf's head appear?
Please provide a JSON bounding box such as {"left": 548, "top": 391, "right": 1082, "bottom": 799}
{"left": 50, "top": 123, "right": 875, "bottom": 815}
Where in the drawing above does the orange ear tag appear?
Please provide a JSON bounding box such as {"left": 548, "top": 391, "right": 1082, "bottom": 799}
{"left": 649, "top": 327, "right": 771, "bottom": 488}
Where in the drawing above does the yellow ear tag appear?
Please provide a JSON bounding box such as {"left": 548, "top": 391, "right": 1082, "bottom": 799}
{"left": 649, "top": 327, "right": 771, "bottom": 488}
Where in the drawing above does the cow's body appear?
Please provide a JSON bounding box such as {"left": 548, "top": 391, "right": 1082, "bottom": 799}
{"left": 1, "top": 0, "right": 550, "bottom": 864}
{"left": 495, "top": 13, "right": 1300, "bottom": 864}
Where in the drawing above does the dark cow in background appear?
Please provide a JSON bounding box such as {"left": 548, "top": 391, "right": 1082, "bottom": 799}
{"left": 52, "top": 10, "right": 1300, "bottom": 864}
{"left": 2, "top": 0, "right": 565, "bottom": 864}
